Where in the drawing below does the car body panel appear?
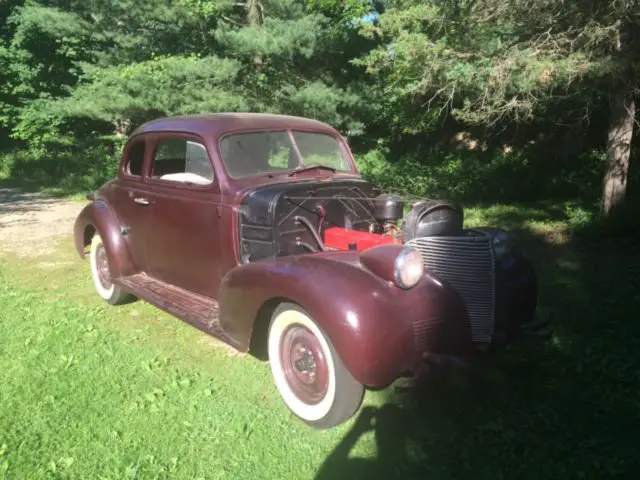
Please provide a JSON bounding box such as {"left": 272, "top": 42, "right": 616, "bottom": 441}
{"left": 143, "top": 186, "right": 223, "bottom": 297}
{"left": 73, "top": 199, "right": 136, "bottom": 278}
{"left": 217, "top": 247, "right": 473, "bottom": 387}
{"left": 105, "top": 180, "right": 154, "bottom": 273}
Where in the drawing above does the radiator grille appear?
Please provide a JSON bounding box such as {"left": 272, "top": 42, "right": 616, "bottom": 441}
{"left": 406, "top": 233, "right": 496, "bottom": 343}
{"left": 412, "top": 317, "right": 441, "bottom": 352}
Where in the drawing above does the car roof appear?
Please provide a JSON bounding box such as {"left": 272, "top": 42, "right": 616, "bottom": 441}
{"left": 130, "top": 113, "right": 341, "bottom": 140}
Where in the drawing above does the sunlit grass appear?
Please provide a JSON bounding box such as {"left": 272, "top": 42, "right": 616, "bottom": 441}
{"left": 0, "top": 241, "right": 387, "bottom": 479}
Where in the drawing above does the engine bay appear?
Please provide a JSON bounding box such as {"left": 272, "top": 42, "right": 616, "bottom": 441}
{"left": 238, "top": 179, "right": 465, "bottom": 262}
{"left": 323, "top": 226, "right": 399, "bottom": 252}
{"left": 296, "top": 192, "right": 465, "bottom": 253}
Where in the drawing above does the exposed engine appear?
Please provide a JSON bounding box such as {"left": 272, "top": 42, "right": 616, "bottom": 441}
{"left": 319, "top": 195, "right": 464, "bottom": 252}
{"left": 320, "top": 193, "right": 406, "bottom": 252}
{"left": 237, "top": 179, "right": 465, "bottom": 261}
{"left": 371, "top": 193, "right": 405, "bottom": 237}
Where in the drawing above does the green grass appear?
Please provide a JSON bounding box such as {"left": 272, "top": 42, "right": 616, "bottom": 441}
{"left": 0, "top": 242, "right": 389, "bottom": 479}
{"left": 2, "top": 204, "right": 640, "bottom": 479}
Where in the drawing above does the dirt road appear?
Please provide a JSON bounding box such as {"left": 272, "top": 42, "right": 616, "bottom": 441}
{"left": 0, "top": 188, "right": 84, "bottom": 257}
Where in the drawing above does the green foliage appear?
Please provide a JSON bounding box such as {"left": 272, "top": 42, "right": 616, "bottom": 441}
{"left": 0, "top": 2, "right": 102, "bottom": 133}
{"left": 55, "top": 55, "right": 247, "bottom": 124}
{"left": 572, "top": 197, "right": 640, "bottom": 238}
{"left": 0, "top": 0, "right": 379, "bottom": 196}
{"left": 355, "top": 0, "right": 618, "bottom": 127}
{"left": 279, "top": 81, "right": 365, "bottom": 135}
{"left": 357, "top": 146, "right": 608, "bottom": 203}
{"left": 1, "top": 142, "right": 120, "bottom": 194}
{"left": 0, "top": 0, "right": 638, "bottom": 221}
{"left": 307, "top": 0, "right": 379, "bottom": 27}
{"left": 216, "top": 14, "right": 327, "bottom": 59}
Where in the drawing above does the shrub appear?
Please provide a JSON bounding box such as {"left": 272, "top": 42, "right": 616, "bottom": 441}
{"left": 4, "top": 142, "right": 120, "bottom": 195}
{"left": 356, "top": 146, "right": 607, "bottom": 203}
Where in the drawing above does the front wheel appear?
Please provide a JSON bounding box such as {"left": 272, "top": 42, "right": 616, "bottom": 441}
{"left": 90, "top": 233, "right": 133, "bottom": 305}
{"left": 268, "top": 303, "right": 364, "bottom": 429}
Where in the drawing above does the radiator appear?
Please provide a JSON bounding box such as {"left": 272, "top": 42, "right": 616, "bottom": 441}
{"left": 406, "top": 231, "right": 496, "bottom": 344}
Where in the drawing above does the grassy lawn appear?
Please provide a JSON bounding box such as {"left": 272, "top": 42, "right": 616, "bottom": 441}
{"left": 1, "top": 203, "right": 640, "bottom": 479}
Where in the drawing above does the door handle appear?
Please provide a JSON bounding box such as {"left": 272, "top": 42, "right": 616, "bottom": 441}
{"left": 133, "top": 197, "right": 150, "bottom": 205}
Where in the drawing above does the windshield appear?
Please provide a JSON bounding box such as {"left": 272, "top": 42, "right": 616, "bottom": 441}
{"left": 220, "top": 130, "right": 352, "bottom": 178}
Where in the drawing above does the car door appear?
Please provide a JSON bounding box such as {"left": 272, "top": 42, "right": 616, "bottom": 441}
{"left": 142, "top": 133, "right": 223, "bottom": 298}
{"left": 107, "top": 136, "right": 154, "bottom": 273}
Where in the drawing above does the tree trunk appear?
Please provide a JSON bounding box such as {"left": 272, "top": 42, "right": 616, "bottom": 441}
{"left": 114, "top": 119, "right": 130, "bottom": 139}
{"left": 108, "top": 119, "right": 130, "bottom": 156}
{"left": 603, "top": 84, "right": 635, "bottom": 214}
{"left": 246, "top": 0, "right": 264, "bottom": 65}
{"left": 246, "top": 0, "right": 263, "bottom": 27}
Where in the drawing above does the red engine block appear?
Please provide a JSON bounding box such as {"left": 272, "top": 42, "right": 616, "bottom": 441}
{"left": 323, "top": 227, "right": 400, "bottom": 252}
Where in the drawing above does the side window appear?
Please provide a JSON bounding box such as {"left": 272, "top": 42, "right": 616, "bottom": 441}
{"left": 126, "top": 141, "right": 145, "bottom": 176}
{"left": 151, "top": 138, "right": 214, "bottom": 185}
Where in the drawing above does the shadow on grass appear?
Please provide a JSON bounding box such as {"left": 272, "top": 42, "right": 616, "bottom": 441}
{"left": 317, "top": 206, "right": 640, "bottom": 479}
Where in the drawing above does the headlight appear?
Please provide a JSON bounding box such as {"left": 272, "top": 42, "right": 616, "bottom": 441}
{"left": 492, "top": 231, "right": 512, "bottom": 258}
{"left": 394, "top": 247, "right": 424, "bottom": 289}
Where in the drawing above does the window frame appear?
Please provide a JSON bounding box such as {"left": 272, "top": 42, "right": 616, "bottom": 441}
{"left": 120, "top": 137, "right": 147, "bottom": 180}
{"left": 145, "top": 132, "right": 218, "bottom": 191}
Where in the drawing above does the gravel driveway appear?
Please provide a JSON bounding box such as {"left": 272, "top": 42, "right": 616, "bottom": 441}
{"left": 0, "top": 188, "right": 84, "bottom": 257}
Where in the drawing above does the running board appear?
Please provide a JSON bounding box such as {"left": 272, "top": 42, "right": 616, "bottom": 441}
{"left": 116, "top": 273, "right": 239, "bottom": 348}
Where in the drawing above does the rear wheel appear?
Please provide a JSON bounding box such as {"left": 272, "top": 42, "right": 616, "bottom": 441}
{"left": 268, "top": 303, "right": 365, "bottom": 429}
{"left": 90, "top": 233, "right": 133, "bottom": 305}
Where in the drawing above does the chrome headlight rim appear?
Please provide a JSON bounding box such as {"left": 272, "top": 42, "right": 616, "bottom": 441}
{"left": 393, "top": 247, "right": 425, "bottom": 289}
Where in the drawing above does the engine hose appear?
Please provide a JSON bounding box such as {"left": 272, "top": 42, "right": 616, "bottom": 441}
{"left": 294, "top": 216, "right": 327, "bottom": 251}
{"left": 296, "top": 241, "right": 318, "bottom": 253}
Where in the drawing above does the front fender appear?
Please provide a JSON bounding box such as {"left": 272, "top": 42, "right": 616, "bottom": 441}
{"left": 218, "top": 250, "right": 472, "bottom": 387}
{"left": 73, "top": 200, "right": 136, "bottom": 278}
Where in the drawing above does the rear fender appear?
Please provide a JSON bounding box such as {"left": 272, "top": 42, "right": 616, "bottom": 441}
{"left": 73, "top": 200, "right": 136, "bottom": 278}
{"left": 218, "top": 250, "right": 470, "bottom": 387}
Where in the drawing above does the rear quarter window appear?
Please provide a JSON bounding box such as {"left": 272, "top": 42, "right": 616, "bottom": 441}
{"left": 126, "top": 141, "right": 146, "bottom": 176}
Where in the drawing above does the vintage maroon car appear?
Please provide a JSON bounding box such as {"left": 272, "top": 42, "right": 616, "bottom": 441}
{"left": 73, "top": 113, "right": 537, "bottom": 428}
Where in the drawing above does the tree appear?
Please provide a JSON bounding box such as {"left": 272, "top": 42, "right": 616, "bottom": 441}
{"left": 0, "top": 1, "right": 100, "bottom": 146}
{"left": 358, "top": 0, "right": 640, "bottom": 214}
{"left": 38, "top": 0, "right": 372, "bottom": 137}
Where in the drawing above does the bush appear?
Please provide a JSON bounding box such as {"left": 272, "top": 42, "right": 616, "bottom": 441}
{"left": 572, "top": 198, "right": 640, "bottom": 239}
{"left": 3, "top": 142, "right": 120, "bottom": 195}
{"left": 356, "top": 146, "right": 607, "bottom": 203}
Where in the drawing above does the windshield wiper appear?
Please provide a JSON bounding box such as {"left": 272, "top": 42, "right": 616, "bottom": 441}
{"left": 288, "top": 165, "right": 337, "bottom": 177}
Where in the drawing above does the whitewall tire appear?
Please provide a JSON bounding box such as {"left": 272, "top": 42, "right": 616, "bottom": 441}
{"left": 268, "top": 302, "right": 364, "bottom": 429}
{"left": 89, "top": 233, "right": 133, "bottom": 305}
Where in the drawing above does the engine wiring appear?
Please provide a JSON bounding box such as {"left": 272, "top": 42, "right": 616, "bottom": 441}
{"left": 294, "top": 216, "right": 327, "bottom": 251}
